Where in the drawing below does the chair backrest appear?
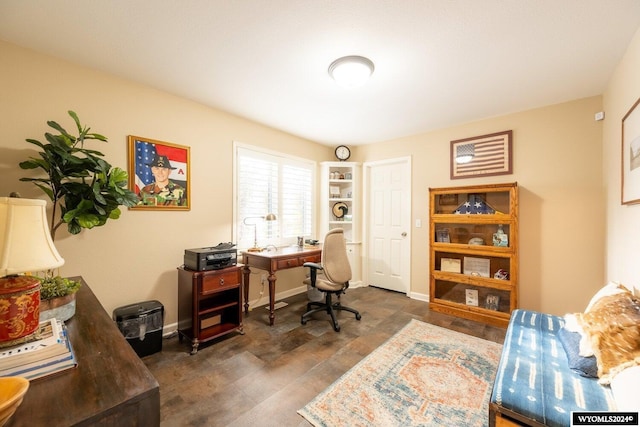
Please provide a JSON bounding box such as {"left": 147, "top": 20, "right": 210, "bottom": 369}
{"left": 321, "top": 228, "right": 352, "bottom": 285}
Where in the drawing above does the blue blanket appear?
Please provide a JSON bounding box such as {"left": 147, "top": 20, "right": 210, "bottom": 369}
{"left": 491, "top": 309, "right": 616, "bottom": 426}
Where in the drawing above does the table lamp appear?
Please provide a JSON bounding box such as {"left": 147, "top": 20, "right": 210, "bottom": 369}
{"left": 243, "top": 213, "right": 277, "bottom": 252}
{"left": 0, "top": 197, "right": 65, "bottom": 347}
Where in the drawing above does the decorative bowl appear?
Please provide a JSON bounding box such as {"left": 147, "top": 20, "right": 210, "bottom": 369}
{"left": 0, "top": 377, "right": 29, "bottom": 426}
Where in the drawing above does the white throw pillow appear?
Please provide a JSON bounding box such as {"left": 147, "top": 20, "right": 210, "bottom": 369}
{"left": 610, "top": 366, "right": 640, "bottom": 411}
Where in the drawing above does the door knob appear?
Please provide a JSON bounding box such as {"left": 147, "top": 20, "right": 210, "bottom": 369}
{"left": 401, "top": 232, "right": 407, "bottom": 237}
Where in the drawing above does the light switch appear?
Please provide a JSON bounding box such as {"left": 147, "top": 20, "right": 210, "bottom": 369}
{"left": 415, "top": 219, "right": 422, "bottom": 228}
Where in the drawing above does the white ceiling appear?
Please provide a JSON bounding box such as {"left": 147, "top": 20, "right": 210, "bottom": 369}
{"left": 1, "top": 1, "right": 639, "bottom": 146}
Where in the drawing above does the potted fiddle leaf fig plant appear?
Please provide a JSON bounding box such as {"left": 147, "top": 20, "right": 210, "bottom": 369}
{"left": 19, "top": 110, "right": 139, "bottom": 320}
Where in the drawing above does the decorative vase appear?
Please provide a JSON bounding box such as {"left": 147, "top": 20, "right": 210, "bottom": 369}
{"left": 0, "top": 276, "right": 41, "bottom": 347}
{"left": 40, "top": 293, "right": 76, "bottom": 322}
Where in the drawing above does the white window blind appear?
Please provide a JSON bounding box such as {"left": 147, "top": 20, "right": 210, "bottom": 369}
{"left": 234, "top": 143, "right": 315, "bottom": 249}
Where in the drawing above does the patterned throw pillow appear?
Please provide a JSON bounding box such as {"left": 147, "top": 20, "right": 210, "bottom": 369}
{"left": 558, "top": 327, "right": 598, "bottom": 378}
{"left": 576, "top": 289, "right": 640, "bottom": 384}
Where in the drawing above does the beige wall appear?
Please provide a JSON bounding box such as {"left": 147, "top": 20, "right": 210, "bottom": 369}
{"left": 357, "top": 96, "right": 606, "bottom": 315}
{"left": 2, "top": 33, "right": 623, "bottom": 328}
{"left": 603, "top": 27, "right": 640, "bottom": 292}
{"left": 0, "top": 40, "right": 332, "bottom": 327}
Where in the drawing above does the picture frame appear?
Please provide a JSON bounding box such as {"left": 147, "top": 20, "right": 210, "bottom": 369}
{"left": 622, "top": 97, "right": 640, "bottom": 205}
{"left": 463, "top": 256, "right": 490, "bottom": 278}
{"left": 441, "top": 258, "right": 461, "bottom": 273}
{"left": 450, "top": 130, "right": 513, "bottom": 179}
{"left": 465, "top": 289, "right": 479, "bottom": 306}
{"left": 436, "top": 229, "right": 450, "bottom": 243}
{"left": 438, "top": 193, "right": 457, "bottom": 206}
{"left": 485, "top": 294, "right": 500, "bottom": 311}
{"left": 127, "top": 135, "right": 191, "bottom": 210}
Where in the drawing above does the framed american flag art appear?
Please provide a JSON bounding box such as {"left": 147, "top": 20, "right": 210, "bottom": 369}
{"left": 622, "top": 97, "right": 640, "bottom": 205}
{"left": 450, "top": 130, "right": 513, "bottom": 180}
{"left": 127, "top": 135, "right": 191, "bottom": 210}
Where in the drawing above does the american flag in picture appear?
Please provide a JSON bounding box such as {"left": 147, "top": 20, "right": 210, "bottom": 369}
{"left": 452, "top": 131, "right": 512, "bottom": 179}
{"left": 134, "top": 140, "right": 188, "bottom": 192}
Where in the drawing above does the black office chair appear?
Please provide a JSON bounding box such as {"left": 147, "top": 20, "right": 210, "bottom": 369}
{"left": 301, "top": 228, "right": 361, "bottom": 331}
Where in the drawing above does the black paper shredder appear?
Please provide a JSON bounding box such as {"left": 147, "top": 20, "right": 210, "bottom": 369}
{"left": 113, "top": 300, "right": 164, "bottom": 357}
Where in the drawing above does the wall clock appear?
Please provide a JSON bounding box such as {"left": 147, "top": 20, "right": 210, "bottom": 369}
{"left": 334, "top": 145, "right": 351, "bottom": 161}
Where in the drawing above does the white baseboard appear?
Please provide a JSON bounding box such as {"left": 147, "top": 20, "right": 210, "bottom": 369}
{"left": 163, "top": 322, "right": 178, "bottom": 337}
{"left": 409, "top": 291, "right": 429, "bottom": 302}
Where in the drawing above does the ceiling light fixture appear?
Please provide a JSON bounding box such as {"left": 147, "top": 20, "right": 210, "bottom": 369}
{"left": 328, "top": 55, "right": 375, "bottom": 89}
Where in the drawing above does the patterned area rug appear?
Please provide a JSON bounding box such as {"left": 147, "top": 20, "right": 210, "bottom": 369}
{"left": 298, "top": 319, "right": 503, "bottom": 427}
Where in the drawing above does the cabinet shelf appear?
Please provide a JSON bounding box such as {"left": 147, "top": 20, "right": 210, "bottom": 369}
{"left": 431, "top": 298, "right": 510, "bottom": 323}
{"left": 429, "top": 182, "right": 518, "bottom": 327}
{"left": 321, "top": 161, "right": 362, "bottom": 284}
{"left": 199, "top": 300, "right": 238, "bottom": 316}
{"left": 178, "top": 266, "right": 243, "bottom": 354}
{"left": 432, "top": 271, "right": 513, "bottom": 290}
{"left": 431, "top": 242, "right": 513, "bottom": 255}
{"left": 198, "top": 322, "right": 240, "bottom": 341}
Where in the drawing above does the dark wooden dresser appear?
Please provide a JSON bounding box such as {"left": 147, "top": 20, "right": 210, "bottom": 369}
{"left": 7, "top": 277, "right": 160, "bottom": 426}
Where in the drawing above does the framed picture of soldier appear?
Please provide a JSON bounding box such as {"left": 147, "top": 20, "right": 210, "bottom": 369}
{"left": 127, "top": 135, "right": 191, "bottom": 210}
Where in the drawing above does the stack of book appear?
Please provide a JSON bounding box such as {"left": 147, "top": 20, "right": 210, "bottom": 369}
{"left": 0, "top": 318, "right": 77, "bottom": 381}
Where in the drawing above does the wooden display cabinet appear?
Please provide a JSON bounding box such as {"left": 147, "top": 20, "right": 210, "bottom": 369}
{"left": 177, "top": 265, "right": 243, "bottom": 354}
{"left": 429, "top": 182, "right": 518, "bottom": 327}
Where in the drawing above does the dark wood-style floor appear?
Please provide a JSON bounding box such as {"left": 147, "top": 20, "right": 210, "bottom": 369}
{"left": 143, "top": 286, "right": 507, "bottom": 427}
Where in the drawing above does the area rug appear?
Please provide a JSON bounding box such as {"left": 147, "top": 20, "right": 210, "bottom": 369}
{"left": 298, "top": 319, "right": 503, "bottom": 427}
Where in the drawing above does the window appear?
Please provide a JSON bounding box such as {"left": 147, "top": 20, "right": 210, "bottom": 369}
{"left": 234, "top": 142, "right": 315, "bottom": 249}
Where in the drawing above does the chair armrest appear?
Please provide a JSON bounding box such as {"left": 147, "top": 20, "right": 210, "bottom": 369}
{"left": 303, "top": 262, "right": 323, "bottom": 288}
{"left": 303, "top": 262, "right": 323, "bottom": 270}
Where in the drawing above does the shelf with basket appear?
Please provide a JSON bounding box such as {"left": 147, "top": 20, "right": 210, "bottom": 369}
{"left": 429, "top": 182, "right": 518, "bottom": 327}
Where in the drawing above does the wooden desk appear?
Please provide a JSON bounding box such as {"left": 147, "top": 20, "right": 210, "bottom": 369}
{"left": 8, "top": 277, "right": 160, "bottom": 427}
{"left": 242, "top": 246, "right": 321, "bottom": 325}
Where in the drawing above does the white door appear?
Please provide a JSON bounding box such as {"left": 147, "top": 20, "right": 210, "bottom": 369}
{"left": 364, "top": 157, "right": 411, "bottom": 293}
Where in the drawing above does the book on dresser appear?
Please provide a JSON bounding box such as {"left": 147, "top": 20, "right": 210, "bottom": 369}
{"left": 0, "top": 318, "right": 77, "bottom": 380}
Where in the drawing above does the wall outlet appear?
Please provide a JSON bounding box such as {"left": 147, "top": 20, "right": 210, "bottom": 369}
{"left": 261, "top": 274, "right": 267, "bottom": 285}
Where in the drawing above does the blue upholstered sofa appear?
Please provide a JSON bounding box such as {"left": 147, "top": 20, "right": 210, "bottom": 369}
{"left": 489, "top": 309, "right": 616, "bottom": 427}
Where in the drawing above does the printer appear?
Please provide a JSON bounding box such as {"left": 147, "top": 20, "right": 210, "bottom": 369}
{"left": 184, "top": 243, "right": 237, "bottom": 271}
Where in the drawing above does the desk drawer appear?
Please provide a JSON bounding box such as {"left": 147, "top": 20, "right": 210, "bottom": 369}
{"left": 276, "top": 254, "right": 321, "bottom": 270}
{"left": 277, "top": 258, "right": 301, "bottom": 269}
{"left": 201, "top": 270, "right": 240, "bottom": 295}
{"left": 300, "top": 254, "right": 321, "bottom": 264}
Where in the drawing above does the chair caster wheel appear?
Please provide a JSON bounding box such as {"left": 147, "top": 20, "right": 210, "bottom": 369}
{"left": 301, "top": 319, "right": 307, "bottom": 325}
{"left": 356, "top": 314, "right": 362, "bottom": 321}
{"left": 334, "top": 325, "right": 340, "bottom": 332}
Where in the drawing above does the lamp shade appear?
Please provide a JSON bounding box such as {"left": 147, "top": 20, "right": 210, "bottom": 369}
{"left": 0, "top": 197, "right": 64, "bottom": 276}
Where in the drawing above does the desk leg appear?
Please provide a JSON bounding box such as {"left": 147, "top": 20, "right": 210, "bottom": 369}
{"left": 242, "top": 265, "right": 251, "bottom": 314}
{"left": 268, "top": 272, "right": 276, "bottom": 326}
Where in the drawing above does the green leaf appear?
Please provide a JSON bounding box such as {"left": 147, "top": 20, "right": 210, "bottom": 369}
{"left": 19, "top": 159, "right": 42, "bottom": 170}
{"left": 76, "top": 213, "right": 100, "bottom": 229}
{"left": 19, "top": 111, "right": 132, "bottom": 240}
{"left": 109, "top": 207, "right": 122, "bottom": 219}
{"left": 24, "top": 138, "right": 46, "bottom": 149}
{"left": 67, "top": 221, "right": 82, "bottom": 235}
